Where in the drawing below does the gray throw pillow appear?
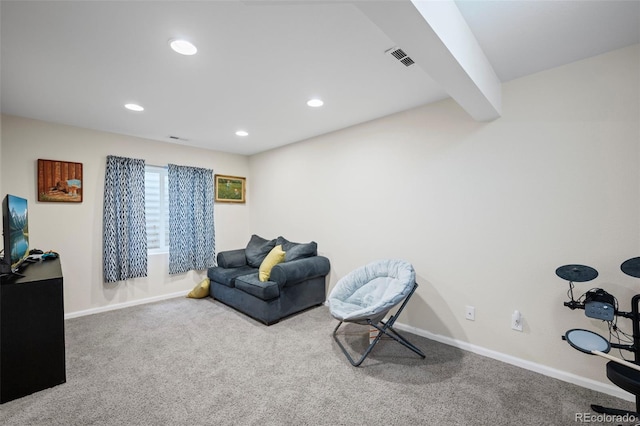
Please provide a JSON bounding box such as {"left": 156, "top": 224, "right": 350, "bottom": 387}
{"left": 276, "top": 236, "right": 318, "bottom": 262}
{"left": 245, "top": 234, "right": 276, "bottom": 268}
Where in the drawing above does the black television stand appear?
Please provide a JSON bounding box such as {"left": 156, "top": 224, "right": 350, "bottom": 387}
{"left": 0, "top": 257, "right": 66, "bottom": 403}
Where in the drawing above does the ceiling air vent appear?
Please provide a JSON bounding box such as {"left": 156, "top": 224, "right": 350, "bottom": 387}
{"left": 385, "top": 47, "right": 415, "bottom": 67}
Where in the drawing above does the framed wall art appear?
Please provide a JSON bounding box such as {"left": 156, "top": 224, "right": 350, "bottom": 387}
{"left": 214, "top": 174, "right": 246, "bottom": 203}
{"left": 37, "top": 159, "right": 83, "bottom": 203}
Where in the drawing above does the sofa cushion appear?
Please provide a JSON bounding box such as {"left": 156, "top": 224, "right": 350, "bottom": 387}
{"left": 259, "top": 245, "right": 286, "bottom": 282}
{"left": 235, "top": 273, "right": 280, "bottom": 301}
{"left": 217, "top": 248, "right": 247, "bottom": 268}
{"left": 187, "top": 278, "right": 210, "bottom": 298}
{"left": 207, "top": 265, "right": 256, "bottom": 288}
{"left": 245, "top": 234, "right": 277, "bottom": 268}
{"left": 276, "top": 236, "right": 318, "bottom": 262}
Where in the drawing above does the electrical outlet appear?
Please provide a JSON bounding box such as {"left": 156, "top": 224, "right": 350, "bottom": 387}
{"left": 511, "top": 310, "right": 523, "bottom": 331}
{"left": 465, "top": 306, "right": 475, "bottom": 321}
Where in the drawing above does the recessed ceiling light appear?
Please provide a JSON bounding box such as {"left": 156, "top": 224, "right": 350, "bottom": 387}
{"left": 169, "top": 39, "right": 197, "bottom": 56}
{"left": 307, "top": 98, "right": 324, "bottom": 107}
{"left": 124, "top": 103, "right": 144, "bottom": 112}
{"left": 235, "top": 130, "right": 249, "bottom": 137}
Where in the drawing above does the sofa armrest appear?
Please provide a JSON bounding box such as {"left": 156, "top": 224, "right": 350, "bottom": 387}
{"left": 270, "top": 256, "right": 330, "bottom": 288}
{"left": 217, "top": 249, "right": 247, "bottom": 268}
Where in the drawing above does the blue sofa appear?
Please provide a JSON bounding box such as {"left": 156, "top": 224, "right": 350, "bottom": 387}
{"left": 207, "top": 235, "right": 331, "bottom": 325}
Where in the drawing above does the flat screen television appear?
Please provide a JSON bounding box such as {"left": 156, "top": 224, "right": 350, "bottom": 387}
{"left": 1, "top": 194, "right": 29, "bottom": 275}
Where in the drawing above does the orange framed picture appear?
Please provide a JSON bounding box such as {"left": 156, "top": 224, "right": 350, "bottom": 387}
{"left": 37, "top": 159, "right": 83, "bottom": 203}
{"left": 214, "top": 174, "right": 245, "bottom": 203}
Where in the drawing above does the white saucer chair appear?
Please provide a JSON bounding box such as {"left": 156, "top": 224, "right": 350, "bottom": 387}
{"left": 328, "top": 259, "right": 425, "bottom": 366}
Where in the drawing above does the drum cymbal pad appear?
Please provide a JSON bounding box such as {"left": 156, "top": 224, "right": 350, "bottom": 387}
{"left": 555, "top": 264, "right": 598, "bottom": 282}
{"left": 621, "top": 257, "right": 640, "bottom": 278}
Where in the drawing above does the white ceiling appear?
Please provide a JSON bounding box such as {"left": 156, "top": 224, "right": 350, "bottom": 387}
{"left": 1, "top": 0, "right": 639, "bottom": 155}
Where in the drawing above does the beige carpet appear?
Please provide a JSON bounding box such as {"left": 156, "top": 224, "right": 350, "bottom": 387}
{"left": 0, "top": 296, "right": 634, "bottom": 425}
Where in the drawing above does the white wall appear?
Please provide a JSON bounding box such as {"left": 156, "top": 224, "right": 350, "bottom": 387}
{"left": 249, "top": 44, "right": 640, "bottom": 386}
{"left": 0, "top": 116, "right": 250, "bottom": 314}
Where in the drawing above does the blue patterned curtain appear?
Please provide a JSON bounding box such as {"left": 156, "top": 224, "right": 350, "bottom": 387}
{"left": 103, "top": 155, "right": 148, "bottom": 283}
{"left": 168, "top": 164, "right": 215, "bottom": 274}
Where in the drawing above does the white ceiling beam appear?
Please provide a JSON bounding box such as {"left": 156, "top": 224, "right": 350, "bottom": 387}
{"left": 356, "top": 0, "right": 502, "bottom": 121}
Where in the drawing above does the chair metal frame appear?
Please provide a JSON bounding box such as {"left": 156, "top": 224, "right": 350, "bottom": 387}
{"left": 332, "top": 282, "right": 426, "bottom": 366}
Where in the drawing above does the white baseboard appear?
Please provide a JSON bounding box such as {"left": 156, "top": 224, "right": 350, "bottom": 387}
{"left": 393, "top": 321, "right": 635, "bottom": 403}
{"left": 64, "top": 291, "right": 188, "bottom": 320}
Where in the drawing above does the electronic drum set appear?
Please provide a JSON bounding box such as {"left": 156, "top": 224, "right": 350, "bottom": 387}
{"left": 557, "top": 257, "right": 640, "bottom": 415}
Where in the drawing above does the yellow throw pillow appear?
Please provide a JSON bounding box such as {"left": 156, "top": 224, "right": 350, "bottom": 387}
{"left": 259, "top": 245, "right": 286, "bottom": 282}
{"left": 187, "top": 278, "right": 210, "bottom": 299}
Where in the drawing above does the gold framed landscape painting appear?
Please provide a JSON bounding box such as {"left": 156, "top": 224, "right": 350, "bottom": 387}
{"left": 37, "top": 159, "right": 83, "bottom": 203}
{"left": 215, "top": 174, "right": 246, "bottom": 203}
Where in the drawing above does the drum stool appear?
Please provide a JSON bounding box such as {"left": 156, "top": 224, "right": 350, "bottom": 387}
{"left": 591, "top": 361, "right": 640, "bottom": 415}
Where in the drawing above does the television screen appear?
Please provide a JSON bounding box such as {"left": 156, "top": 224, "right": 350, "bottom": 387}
{"left": 2, "top": 194, "right": 29, "bottom": 272}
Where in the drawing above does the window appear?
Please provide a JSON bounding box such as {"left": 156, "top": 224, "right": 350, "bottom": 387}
{"left": 145, "top": 165, "right": 169, "bottom": 253}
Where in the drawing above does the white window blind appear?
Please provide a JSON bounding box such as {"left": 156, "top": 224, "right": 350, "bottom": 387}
{"left": 145, "top": 165, "right": 169, "bottom": 252}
